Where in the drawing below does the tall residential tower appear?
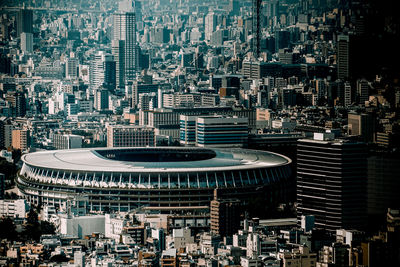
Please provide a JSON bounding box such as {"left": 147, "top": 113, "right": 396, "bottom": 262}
{"left": 113, "top": 0, "right": 137, "bottom": 82}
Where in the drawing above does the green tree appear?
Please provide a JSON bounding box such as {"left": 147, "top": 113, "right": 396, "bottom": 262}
{"left": 26, "top": 208, "right": 39, "bottom": 225}
{"left": 0, "top": 217, "right": 18, "bottom": 241}
{"left": 40, "top": 221, "right": 56, "bottom": 235}
{"left": 24, "top": 208, "right": 41, "bottom": 241}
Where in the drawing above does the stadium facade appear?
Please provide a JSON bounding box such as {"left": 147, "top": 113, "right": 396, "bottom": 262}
{"left": 17, "top": 147, "right": 292, "bottom": 213}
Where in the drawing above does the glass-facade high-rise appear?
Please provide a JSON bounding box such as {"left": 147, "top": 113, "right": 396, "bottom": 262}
{"left": 113, "top": 6, "right": 137, "bottom": 82}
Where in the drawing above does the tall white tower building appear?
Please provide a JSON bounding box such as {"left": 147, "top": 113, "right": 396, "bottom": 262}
{"left": 205, "top": 12, "right": 217, "bottom": 42}
{"left": 20, "top": 32, "right": 33, "bottom": 53}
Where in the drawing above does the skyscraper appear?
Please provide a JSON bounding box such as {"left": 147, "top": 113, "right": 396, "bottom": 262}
{"left": 89, "top": 51, "right": 116, "bottom": 93}
{"left": 297, "top": 133, "right": 367, "bottom": 231}
{"left": 17, "top": 8, "right": 33, "bottom": 37}
{"left": 20, "top": 32, "right": 33, "bottom": 53}
{"left": 66, "top": 58, "right": 78, "bottom": 79}
{"left": 344, "top": 81, "right": 352, "bottom": 107}
{"left": 337, "top": 35, "right": 349, "bottom": 80}
{"left": 252, "top": 0, "right": 262, "bottom": 57}
{"left": 112, "top": 39, "right": 126, "bottom": 90}
{"left": 205, "top": 12, "right": 217, "bottom": 42}
{"left": 357, "top": 79, "right": 369, "bottom": 105}
{"left": 113, "top": 1, "right": 137, "bottom": 82}
{"left": 94, "top": 88, "right": 109, "bottom": 111}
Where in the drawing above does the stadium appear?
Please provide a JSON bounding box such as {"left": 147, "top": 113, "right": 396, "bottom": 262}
{"left": 17, "top": 147, "right": 293, "bottom": 213}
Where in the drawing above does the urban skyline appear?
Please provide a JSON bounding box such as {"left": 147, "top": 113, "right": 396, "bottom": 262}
{"left": 0, "top": 0, "right": 400, "bottom": 266}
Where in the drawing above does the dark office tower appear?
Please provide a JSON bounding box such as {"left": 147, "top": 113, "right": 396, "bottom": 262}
{"left": 112, "top": 40, "right": 125, "bottom": 90}
{"left": 194, "top": 52, "right": 204, "bottom": 70}
{"left": 357, "top": 79, "right": 369, "bottom": 105}
{"left": 297, "top": 133, "right": 367, "bottom": 232}
{"left": 252, "top": 0, "right": 262, "bottom": 58}
{"left": 227, "top": 0, "right": 239, "bottom": 16}
{"left": 114, "top": 5, "right": 137, "bottom": 82}
{"left": 139, "top": 49, "right": 150, "bottom": 70}
{"left": 210, "top": 189, "right": 241, "bottom": 237}
{"left": 17, "top": 8, "right": 33, "bottom": 37}
{"left": 275, "top": 30, "right": 291, "bottom": 50}
{"left": 0, "top": 54, "right": 11, "bottom": 74}
{"left": 15, "top": 92, "right": 26, "bottom": 117}
{"left": 6, "top": 91, "right": 26, "bottom": 117}
{"left": 337, "top": 35, "right": 349, "bottom": 81}
{"left": 103, "top": 59, "right": 116, "bottom": 92}
{"left": 134, "top": 1, "right": 142, "bottom": 22}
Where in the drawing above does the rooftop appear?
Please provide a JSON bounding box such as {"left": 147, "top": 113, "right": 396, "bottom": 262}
{"left": 21, "top": 147, "right": 290, "bottom": 172}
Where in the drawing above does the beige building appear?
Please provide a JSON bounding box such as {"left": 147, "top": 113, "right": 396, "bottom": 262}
{"left": 348, "top": 112, "right": 375, "bottom": 143}
{"left": 107, "top": 125, "right": 155, "bottom": 148}
{"left": 12, "top": 129, "right": 30, "bottom": 151}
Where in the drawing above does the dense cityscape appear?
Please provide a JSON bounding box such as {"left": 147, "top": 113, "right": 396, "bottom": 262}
{"left": 0, "top": 0, "right": 400, "bottom": 266}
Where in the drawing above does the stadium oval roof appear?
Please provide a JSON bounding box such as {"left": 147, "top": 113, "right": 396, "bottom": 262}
{"left": 22, "top": 147, "right": 291, "bottom": 173}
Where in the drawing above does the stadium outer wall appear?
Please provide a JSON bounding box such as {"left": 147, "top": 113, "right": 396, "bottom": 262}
{"left": 17, "top": 147, "right": 293, "bottom": 213}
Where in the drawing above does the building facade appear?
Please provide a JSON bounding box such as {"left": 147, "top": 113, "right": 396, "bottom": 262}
{"left": 196, "top": 116, "right": 248, "bottom": 148}
{"left": 297, "top": 133, "right": 367, "bottom": 231}
{"left": 107, "top": 125, "right": 155, "bottom": 147}
{"left": 12, "top": 129, "right": 30, "bottom": 151}
{"left": 52, "top": 134, "right": 83, "bottom": 150}
{"left": 113, "top": 10, "right": 137, "bottom": 81}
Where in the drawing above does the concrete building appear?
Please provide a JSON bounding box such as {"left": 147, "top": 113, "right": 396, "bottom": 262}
{"left": 0, "top": 117, "right": 13, "bottom": 149}
{"left": 89, "top": 51, "right": 116, "bottom": 93}
{"left": 278, "top": 246, "right": 317, "bottom": 267}
{"left": 0, "top": 199, "right": 29, "bottom": 218}
{"left": 171, "top": 228, "right": 194, "bottom": 250}
{"left": 107, "top": 125, "right": 155, "bottom": 147}
{"left": 60, "top": 214, "right": 105, "bottom": 239}
{"left": 348, "top": 112, "right": 374, "bottom": 143}
{"left": 210, "top": 189, "right": 241, "bottom": 237}
{"left": 12, "top": 129, "right": 30, "bottom": 151}
{"left": 160, "top": 248, "right": 177, "bottom": 267}
{"left": 66, "top": 58, "right": 78, "bottom": 79}
{"left": 74, "top": 251, "right": 85, "bottom": 267}
{"left": 105, "top": 213, "right": 128, "bottom": 241}
{"left": 20, "top": 32, "right": 33, "bottom": 53}
{"left": 205, "top": 12, "right": 217, "bottom": 42}
{"left": 196, "top": 116, "right": 248, "bottom": 148}
{"left": 179, "top": 115, "right": 197, "bottom": 146}
{"left": 52, "top": 134, "right": 82, "bottom": 150}
{"left": 94, "top": 88, "right": 109, "bottom": 111}
{"left": 240, "top": 257, "right": 263, "bottom": 267}
{"left": 317, "top": 243, "right": 350, "bottom": 267}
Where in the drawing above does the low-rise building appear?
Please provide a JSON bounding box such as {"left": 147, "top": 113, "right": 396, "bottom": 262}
{"left": 0, "top": 199, "right": 29, "bottom": 218}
